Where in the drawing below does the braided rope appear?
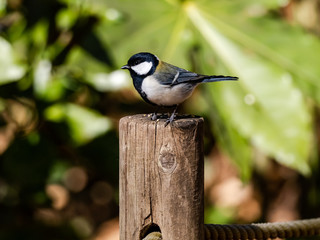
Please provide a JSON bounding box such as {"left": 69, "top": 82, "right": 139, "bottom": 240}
{"left": 204, "top": 218, "right": 320, "bottom": 240}
{"left": 142, "top": 218, "right": 320, "bottom": 240}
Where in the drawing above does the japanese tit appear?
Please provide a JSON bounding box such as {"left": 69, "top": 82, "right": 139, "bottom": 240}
{"left": 121, "top": 52, "right": 238, "bottom": 125}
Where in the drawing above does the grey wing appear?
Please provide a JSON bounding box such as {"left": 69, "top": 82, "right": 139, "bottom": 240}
{"left": 155, "top": 62, "right": 203, "bottom": 86}
{"left": 173, "top": 70, "right": 207, "bottom": 85}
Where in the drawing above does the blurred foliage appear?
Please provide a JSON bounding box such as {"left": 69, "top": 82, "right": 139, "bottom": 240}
{"left": 0, "top": 0, "right": 320, "bottom": 239}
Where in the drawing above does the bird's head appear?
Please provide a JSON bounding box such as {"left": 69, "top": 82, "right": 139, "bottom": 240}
{"left": 121, "top": 52, "right": 159, "bottom": 77}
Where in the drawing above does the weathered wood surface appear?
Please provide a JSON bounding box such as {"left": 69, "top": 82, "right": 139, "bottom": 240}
{"left": 119, "top": 114, "right": 204, "bottom": 240}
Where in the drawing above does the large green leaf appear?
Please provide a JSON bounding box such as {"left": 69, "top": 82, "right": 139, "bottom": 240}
{"left": 101, "top": 0, "right": 315, "bottom": 175}
{"left": 198, "top": 5, "right": 320, "bottom": 104}
{"left": 186, "top": 3, "right": 312, "bottom": 174}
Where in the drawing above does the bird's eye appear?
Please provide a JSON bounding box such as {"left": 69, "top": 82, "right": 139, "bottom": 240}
{"left": 133, "top": 59, "right": 142, "bottom": 66}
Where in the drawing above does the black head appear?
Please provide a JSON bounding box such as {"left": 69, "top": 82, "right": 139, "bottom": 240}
{"left": 121, "top": 52, "right": 159, "bottom": 77}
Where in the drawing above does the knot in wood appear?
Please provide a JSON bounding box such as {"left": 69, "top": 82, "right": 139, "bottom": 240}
{"left": 158, "top": 144, "right": 177, "bottom": 173}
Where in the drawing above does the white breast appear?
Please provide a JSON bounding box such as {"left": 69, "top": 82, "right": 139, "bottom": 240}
{"left": 141, "top": 76, "right": 196, "bottom": 106}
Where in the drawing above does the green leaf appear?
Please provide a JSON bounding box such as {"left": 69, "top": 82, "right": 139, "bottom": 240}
{"left": 0, "top": 37, "right": 25, "bottom": 85}
{"left": 45, "top": 103, "right": 112, "bottom": 145}
{"left": 202, "top": 86, "right": 253, "bottom": 181}
{"left": 205, "top": 205, "right": 234, "bottom": 224}
{"left": 202, "top": 11, "right": 320, "bottom": 104}
{"left": 186, "top": 3, "right": 312, "bottom": 174}
{"left": 99, "top": 0, "right": 315, "bottom": 176}
{"left": 87, "top": 70, "right": 131, "bottom": 92}
{"left": 33, "top": 60, "right": 67, "bottom": 101}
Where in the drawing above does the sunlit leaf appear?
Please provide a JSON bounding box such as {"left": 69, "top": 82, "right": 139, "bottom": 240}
{"left": 56, "top": 8, "right": 78, "bottom": 30}
{"left": 186, "top": 3, "right": 312, "bottom": 174}
{"left": 101, "top": 0, "right": 315, "bottom": 176}
{"left": 202, "top": 10, "right": 320, "bottom": 104}
{"left": 34, "top": 60, "right": 52, "bottom": 97}
{"left": 88, "top": 70, "right": 131, "bottom": 92}
{"left": 0, "top": 0, "right": 6, "bottom": 13}
{"left": 45, "top": 103, "right": 112, "bottom": 145}
{"left": 33, "top": 60, "right": 67, "bottom": 101}
{"left": 0, "top": 37, "right": 25, "bottom": 85}
{"left": 201, "top": 88, "right": 253, "bottom": 181}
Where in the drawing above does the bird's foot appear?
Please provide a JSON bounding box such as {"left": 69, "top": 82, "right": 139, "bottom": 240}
{"left": 150, "top": 112, "right": 167, "bottom": 121}
{"left": 150, "top": 112, "right": 157, "bottom": 121}
{"left": 164, "top": 112, "right": 177, "bottom": 127}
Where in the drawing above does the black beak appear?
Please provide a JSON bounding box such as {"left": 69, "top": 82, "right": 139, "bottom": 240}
{"left": 121, "top": 65, "right": 130, "bottom": 69}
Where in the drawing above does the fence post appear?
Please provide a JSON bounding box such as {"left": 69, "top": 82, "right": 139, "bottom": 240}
{"left": 119, "top": 114, "right": 204, "bottom": 240}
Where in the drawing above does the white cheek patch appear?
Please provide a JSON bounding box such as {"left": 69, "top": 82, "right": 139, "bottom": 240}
{"left": 131, "top": 61, "right": 152, "bottom": 75}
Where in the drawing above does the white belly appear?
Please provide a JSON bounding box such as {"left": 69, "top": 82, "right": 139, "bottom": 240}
{"left": 141, "top": 76, "right": 196, "bottom": 106}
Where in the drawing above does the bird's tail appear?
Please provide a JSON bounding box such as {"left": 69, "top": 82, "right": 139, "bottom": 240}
{"left": 202, "top": 75, "right": 238, "bottom": 83}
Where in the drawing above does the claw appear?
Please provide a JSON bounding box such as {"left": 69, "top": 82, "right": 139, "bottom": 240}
{"left": 164, "top": 118, "right": 174, "bottom": 127}
{"left": 164, "top": 105, "right": 178, "bottom": 127}
{"left": 150, "top": 106, "right": 161, "bottom": 121}
{"left": 151, "top": 113, "right": 157, "bottom": 121}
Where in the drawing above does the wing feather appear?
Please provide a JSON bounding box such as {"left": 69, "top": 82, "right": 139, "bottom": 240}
{"left": 154, "top": 61, "right": 199, "bottom": 85}
{"left": 154, "top": 61, "right": 238, "bottom": 85}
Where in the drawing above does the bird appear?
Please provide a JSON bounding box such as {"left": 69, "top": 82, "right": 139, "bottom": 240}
{"left": 121, "top": 52, "right": 238, "bottom": 126}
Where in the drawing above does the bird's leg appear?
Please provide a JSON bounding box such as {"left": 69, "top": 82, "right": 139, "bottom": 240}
{"left": 151, "top": 112, "right": 157, "bottom": 121}
{"left": 151, "top": 106, "right": 161, "bottom": 121}
{"left": 165, "top": 105, "right": 178, "bottom": 127}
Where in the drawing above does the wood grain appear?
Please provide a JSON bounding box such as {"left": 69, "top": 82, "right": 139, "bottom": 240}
{"left": 119, "top": 114, "right": 204, "bottom": 240}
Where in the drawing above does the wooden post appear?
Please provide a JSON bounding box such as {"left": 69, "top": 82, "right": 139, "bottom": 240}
{"left": 119, "top": 114, "right": 204, "bottom": 240}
